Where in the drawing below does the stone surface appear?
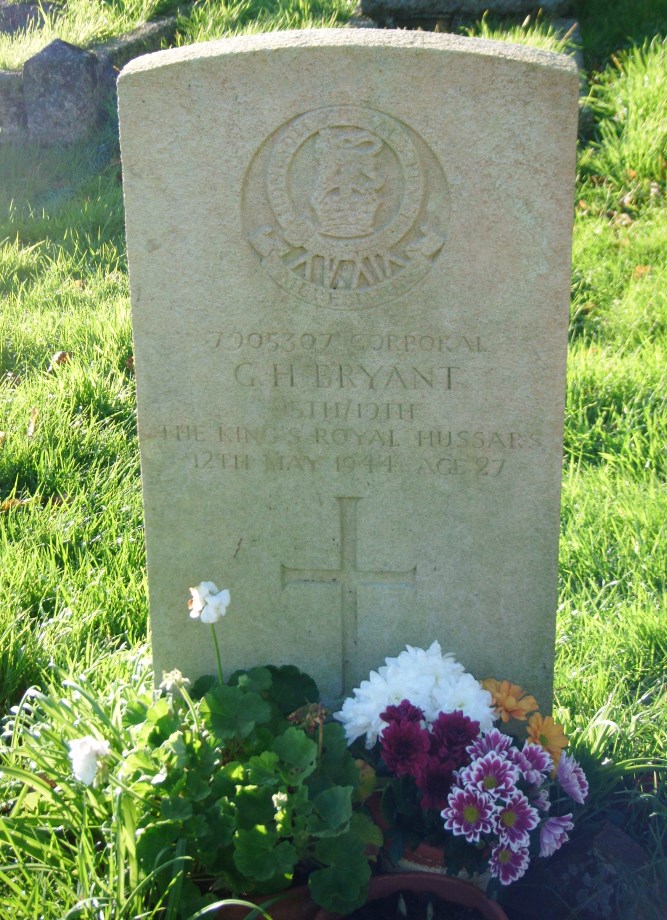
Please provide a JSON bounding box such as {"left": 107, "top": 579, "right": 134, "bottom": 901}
{"left": 23, "top": 39, "right": 101, "bottom": 143}
{"left": 119, "top": 29, "right": 578, "bottom": 703}
{"left": 95, "top": 16, "right": 179, "bottom": 71}
{"left": 359, "top": 0, "right": 570, "bottom": 22}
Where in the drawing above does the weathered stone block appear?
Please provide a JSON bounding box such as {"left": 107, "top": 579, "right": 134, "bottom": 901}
{"left": 23, "top": 39, "right": 101, "bottom": 144}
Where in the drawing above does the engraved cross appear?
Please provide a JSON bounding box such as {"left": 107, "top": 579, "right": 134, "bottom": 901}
{"left": 281, "top": 496, "right": 417, "bottom": 693}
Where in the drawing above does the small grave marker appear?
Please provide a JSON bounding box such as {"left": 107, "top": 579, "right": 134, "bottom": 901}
{"left": 119, "top": 29, "right": 578, "bottom": 703}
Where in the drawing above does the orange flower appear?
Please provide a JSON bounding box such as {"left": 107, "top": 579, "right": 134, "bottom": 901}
{"left": 527, "top": 713, "right": 569, "bottom": 766}
{"left": 482, "top": 679, "right": 539, "bottom": 723}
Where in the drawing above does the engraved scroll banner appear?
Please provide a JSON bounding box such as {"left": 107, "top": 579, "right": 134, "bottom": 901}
{"left": 244, "top": 105, "right": 451, "bottom": 309}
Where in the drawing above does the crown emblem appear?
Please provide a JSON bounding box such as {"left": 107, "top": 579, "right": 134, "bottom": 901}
{"left": 310, "top": 128, "right": 385, "bottom": 238}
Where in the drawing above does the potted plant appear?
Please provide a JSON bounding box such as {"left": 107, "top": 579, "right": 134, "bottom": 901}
{"left": 333, "top": 642, "right": 589, "bottom": 911}
{"left": 0, "top": 583, "right": 587, "bottom": 920}
{"left": 105, "top": 582, "right": 383, "bottom": 918}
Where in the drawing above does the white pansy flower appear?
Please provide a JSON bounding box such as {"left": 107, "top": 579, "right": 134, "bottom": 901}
{"left": 68, "top": 736, "right": 111, "bottom": 786}
{"left": 189, "top": 581, "right": 230, "bottom": 624}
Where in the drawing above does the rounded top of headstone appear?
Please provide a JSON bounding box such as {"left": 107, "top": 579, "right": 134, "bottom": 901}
{"left": 119, "top": 27, "right": 578, "bottom": 82}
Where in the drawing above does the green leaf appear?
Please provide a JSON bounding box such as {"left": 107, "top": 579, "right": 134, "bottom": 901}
{"left": 350, "top": 811, "right": 383, "bottom": 849}
{"left": 231, "top": 666, "right": 272, "bottom": 694}
{"left": 201, "top": 684, "right": 271, "bottom": 740}
{"left": 198, "top": 800, "right": 236, "bottom": 853}
{"left": 185, "top": 770, "right": 211, "bottom": 802}
{"left": 233, "top": 826, "right": 297, "bottom": 882}
{"left": 146, "top": 698, "right": 181, "bottom": 739}
{"left": 246, "top": 751, "right": 281, "bottom": 786}
{"left": 165, "top": 731, "right": 189, "bottom": 769}
{"left": 161, "top": 795, "right": 193, "bottom": 822}
{"left": 272, "top": 727, "right": 317, "bottom": 780}
{"left": 306, "top": 786, "right": 352, "bottom": 836}
{"left": 122, "top": 697, "right": 150, "bottom": 727}
{"left": 234, "top": 785, "right": 275, "bottom": 829}
{"left": 136, "top": 821, "right": 180, "bottom": 873}
{"left": 308, "top": 724, "right": 360, "bottom": 796}
{"left": 266, "top": 665, "right": 319, "bottom": 713}
{"left": 310, "top": 833, "right": 370, "bottom": 913}
{"left": 191, "top": 673, "right": 217, "bottom": 699}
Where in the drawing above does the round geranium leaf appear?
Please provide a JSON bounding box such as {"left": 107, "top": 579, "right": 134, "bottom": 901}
{"left": 272, "top": 727, "right": 318, "bottom": 780}
{"left": 266, "top": 665, "right": 320, "bottom": 713}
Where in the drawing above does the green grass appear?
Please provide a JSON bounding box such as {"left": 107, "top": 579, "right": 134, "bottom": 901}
{"left": 0, "top": 0, "right": 179, "bottom": 70}
{"left": 577, "top": 0, "right": 667, "bottom": 70}
{"left": 174, "top": 0, "right": 355, "bottom": 45}
{"left": 462, "top": 9, "right": 578, "bottom": 54}
{"left": 0, "top": 0, "right": 666, "bottom": 915}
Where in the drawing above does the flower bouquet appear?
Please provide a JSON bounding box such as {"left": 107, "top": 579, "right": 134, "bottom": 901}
{"left": 336, "top": 642, "right": 588, "bottom": 897}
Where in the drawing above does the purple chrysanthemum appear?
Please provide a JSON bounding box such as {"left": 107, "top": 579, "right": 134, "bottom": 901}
{"left": 490, "top": 843, "right": 530, "bottom": 885}
{"left": 539, "top": 814, "right": 574, "bottom": 857}
{"left": 557, "top": 752, "right": 589, "bottom": 804}
{"left": 430, "top": 710, "right": 480, "bottom": 767}
{"left": 381, "top": 718, "right": 431, "bottom": 778}
{"left": 380, "top": 699, "right": 425, "bottom": 726}
{"left": 514, "top": 742, "right": 553, "bottom": 785}
{"left": 494, "top": 791, "right": 540, "bottom": 850}
{"left": 442, "top": 787, "right": 495, "bottom": 843}
{"left": 466, "top": 727, "right": 514, "bottom": 760}
{"left": 458, "top": 751, "right": 520, "bottom": 799}
{"left": 416, "top": 754, "right": 457, "bottom": 810}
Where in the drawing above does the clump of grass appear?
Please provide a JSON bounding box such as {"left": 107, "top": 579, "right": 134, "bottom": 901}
{"left": 462, "top": 10, "right": 578, "bottom": 55}
{"left": 578, "top": 38, "right": 667, "bottom": 215}
{"left": 0, "top": 0, "right": 179, "bottom": 70}
{"left": 174, "top": 0, "right": 355, "bottom": 46}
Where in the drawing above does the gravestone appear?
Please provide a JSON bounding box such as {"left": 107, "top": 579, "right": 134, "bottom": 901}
{"left": 118, "top": 29, "right": 578, "bottom": 705}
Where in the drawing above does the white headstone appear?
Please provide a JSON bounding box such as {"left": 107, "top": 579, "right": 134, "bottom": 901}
{"left": 119, "top": 29, "right": 578, "bottom": 705}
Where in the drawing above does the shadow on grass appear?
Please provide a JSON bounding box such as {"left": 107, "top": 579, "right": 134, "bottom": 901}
{"left": 575, "top": 0, "right": 667, "bottom": 70}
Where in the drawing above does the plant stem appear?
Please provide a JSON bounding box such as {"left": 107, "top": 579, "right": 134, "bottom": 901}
{"left": 211, "top": 624, "right": 224, "bottom": 684}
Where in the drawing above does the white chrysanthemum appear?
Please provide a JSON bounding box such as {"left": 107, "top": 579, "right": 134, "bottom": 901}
{"left": 335, "top": 670, "right": 393, "bottom": 747}
{"left": 335, "top": 642, "right": 496, "bottom": 746}
{"left": 68, "top": 736, "right": 111, "bottom": 786}
{"left": 189, "top": 581, "right": 230, "bottom": 624}
{"left": 432, "top": 673, "right": 495, "bottom": 731}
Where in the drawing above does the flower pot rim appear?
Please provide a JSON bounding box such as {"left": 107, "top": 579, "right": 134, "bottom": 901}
{"left": 313, "top": 871, "right": 509, "bottom": 919}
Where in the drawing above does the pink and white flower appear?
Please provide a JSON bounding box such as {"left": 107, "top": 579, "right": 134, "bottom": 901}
{"left": 466, "top": 727, "right": 514, "bottom": 760}
{"left": 513, "top": 742, "right": 553, "bottom": 785}
{"left": 490, "top": 843, "right": 531, "bottom": 885}
{"left": 540, "top": 814, "right": 574, "bottom": 857}
{"left": 494, "top": 791, "right": 540, "bottom": 850}
{"left": 442, "top": 787, "right": 495, "bottom": 843}
{"left": 458, "top": 751, "right": 520, "bottom": 799}
{"left": 557, "top": 752, "right": 589, "bottom": 804}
